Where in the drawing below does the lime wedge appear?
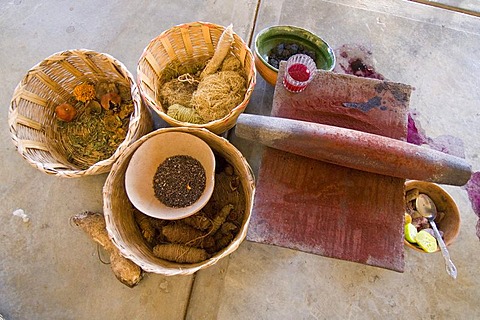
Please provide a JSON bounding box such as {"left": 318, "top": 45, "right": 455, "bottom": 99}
{"left": 405, "top": 223, "right": 418, "bottom": 243}
{"left": 416, "top": 230, "right": 438, "bottom": 253}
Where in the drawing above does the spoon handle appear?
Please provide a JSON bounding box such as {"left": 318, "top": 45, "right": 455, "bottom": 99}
{"left": 430, "top": 220, "right": 458, "bottom": 279}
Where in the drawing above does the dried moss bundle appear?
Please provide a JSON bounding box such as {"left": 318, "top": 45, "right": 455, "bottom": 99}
{"left": 159, "top": 78, "right": 198, "bottom": 108}
{"left": 192, "top": 71, "right": 246, "bottom": 122}
{"left": 167, "top": 104, "right": 205, "bottom": 124}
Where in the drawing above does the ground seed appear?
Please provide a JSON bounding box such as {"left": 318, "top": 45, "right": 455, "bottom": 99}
{"left": 153, "top": 155, "right": 206, "bottom": 208}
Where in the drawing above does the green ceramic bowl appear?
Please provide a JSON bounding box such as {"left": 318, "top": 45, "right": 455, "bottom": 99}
{"left": 254, "top": 25, "right": 336, "bottom": 85}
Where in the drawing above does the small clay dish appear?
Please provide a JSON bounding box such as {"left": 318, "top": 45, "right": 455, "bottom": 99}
{"left": 254, "top": 25, "right": 336, "bottom": 86}
{"left": 404, "top": 180, "right": 461, "bottom": 253}
{"left": 125, "top": 131, "right": 215, "bottom": 220}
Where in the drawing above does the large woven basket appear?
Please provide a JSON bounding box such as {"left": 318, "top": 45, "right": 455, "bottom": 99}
{"left": 9, "top": 49, "right": 153, "bottom": 177}
{"left": 137, "top": 21, "right": 256, "bottom": 135}
{"left": 103, "top": 127, "right": 255, "bottom": 275}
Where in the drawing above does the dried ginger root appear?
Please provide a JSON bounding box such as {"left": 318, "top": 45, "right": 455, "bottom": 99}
{"left": 153, "top": 244, "right": 208, "bottom": 263}
{"left": 72, "top": 211, "right": 143, "bottom": 288}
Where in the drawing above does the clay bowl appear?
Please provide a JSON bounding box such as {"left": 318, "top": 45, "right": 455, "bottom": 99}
{"left": 404, "top": 180, "right": 461, "bottom": 253}
{"left": 125, "top": 131, "right": 215, "bottom": 220}
{"left": 254, "top": 25, "right": 336, "bottom": 86}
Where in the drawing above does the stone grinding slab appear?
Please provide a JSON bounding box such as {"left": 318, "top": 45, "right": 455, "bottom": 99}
{"left": 246, "top": 65, "right": 412, "bottom": 272}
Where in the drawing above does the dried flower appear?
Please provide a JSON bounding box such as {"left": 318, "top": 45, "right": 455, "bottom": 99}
{"left": 55, "top": 103, "right": 77, "bottom": 122}
{"left": 73, "top": 83, "right": 96, "bottom": 102}
{"left": 101, "top": 92, "right": 122, "bottom": 111}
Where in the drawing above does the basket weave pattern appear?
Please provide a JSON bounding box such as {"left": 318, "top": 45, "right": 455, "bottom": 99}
{"left": 137, "top": 21, "right": 256, "bottom": 134}
{"left": 9, "top": 49, "right": 152, "bottom": 177}
{"left": 103, "top": 127, "right": 255, "bottom": 275}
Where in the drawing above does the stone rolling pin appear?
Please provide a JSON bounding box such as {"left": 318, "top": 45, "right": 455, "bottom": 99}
{"left": 235, "top": 114, "right": 472, "bottom": 186}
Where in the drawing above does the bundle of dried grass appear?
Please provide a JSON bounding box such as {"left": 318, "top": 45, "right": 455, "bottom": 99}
{"left": 221, "top": 54, "right": 243, "bottom": 72}
{"left": 192, "top": 71, "right": 246, "bottom": 122}
{"left": 166, "top": 104, "right": 205, "bottom": 124}
{"left": 159, "top": 78, "right": 198, "bottom": 108}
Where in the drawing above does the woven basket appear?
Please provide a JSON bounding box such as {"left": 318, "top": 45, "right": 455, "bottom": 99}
{"left": 137, "top": 21, "right": 256, "bottom": 135}
{"left": 103, "top": 127, "right": 255, "bottom": 275}
{"left": 8, "top": 49, "right": 153, "bottom": 177}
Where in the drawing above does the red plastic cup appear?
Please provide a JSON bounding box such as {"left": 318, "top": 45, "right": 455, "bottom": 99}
{"left": 282, "top": 54, "right": 317, "bottom": 93}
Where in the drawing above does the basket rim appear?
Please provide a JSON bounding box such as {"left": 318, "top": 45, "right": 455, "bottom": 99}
{"left": 136, "top": 21, "right": 256, "bottom": 131}
{"left": 8, "top": 48, "right": 146, "bottom": 177}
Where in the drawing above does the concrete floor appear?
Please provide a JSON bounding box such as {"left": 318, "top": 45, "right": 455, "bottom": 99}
{"left": 1, "top": 0, "right": 480, "bottom": 319}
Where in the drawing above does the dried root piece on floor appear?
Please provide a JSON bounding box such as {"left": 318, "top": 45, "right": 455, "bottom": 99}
{"left": 72, "top": 211, "right": 143, "bottom": 288}
{"left": 162, "top": 223, "right": 214, "bottom": 249}
{"left": 153, "top": 243, "right": 208, "bottom": 263}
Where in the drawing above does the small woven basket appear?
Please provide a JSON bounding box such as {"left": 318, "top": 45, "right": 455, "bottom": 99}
{"left": 103, "top": 127, "right": 255, "bottom": 275}
{"left": 9, "top": 49, "right": 152, "bottom": 177}
{"left": 137, "top": 21, "right": 256, "bottom": 135}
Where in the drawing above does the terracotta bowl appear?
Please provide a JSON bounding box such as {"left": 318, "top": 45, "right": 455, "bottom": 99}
{"left": 404, "top": 180, "right": 461, "bottom": 253}
{"left": 254, "top": 25, "right": 336, "bottom": 86}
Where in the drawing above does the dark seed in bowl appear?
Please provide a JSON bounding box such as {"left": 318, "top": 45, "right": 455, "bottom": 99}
{"left": 267, "top": 42, "right": 316, "bottom": 69}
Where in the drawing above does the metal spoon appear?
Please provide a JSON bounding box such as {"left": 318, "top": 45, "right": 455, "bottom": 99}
{"left": 416, "top": 194, "right": 457, "bottom": 279}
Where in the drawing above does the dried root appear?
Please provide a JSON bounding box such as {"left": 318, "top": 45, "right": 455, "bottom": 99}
{"left": 72, "top": 211, "right": 143, "bottom": 288}
{"left": 133, "top": 209, "right": 157, "bottom": 244}
{"left": 132, "top": 159, "right": 246, "bottom": 264}
{"left": 162, "top": 223, "right": 214, "bottom": 249}
{"left": 183, "top": 212, "right": 212, "bottom": 231}
{"left": 153, "top": 244, "right": 208, "bottom": 263}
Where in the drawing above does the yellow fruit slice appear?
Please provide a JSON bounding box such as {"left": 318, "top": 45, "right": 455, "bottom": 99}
{"left": 416, "top": 230, "right": 438, "bottom": 253}
{"left": 405, "top": 223, "right": 418, "bottom": 243}
{"left": 404, "top": 213, "right": 412, "bottom": 225}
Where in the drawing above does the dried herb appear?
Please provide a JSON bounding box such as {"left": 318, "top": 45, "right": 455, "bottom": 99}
{"left": 57, "top": 81, "right": 134, "bottom": 169}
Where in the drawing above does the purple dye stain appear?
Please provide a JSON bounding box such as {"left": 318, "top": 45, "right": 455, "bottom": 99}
{"left": 334, "top": 44, "right": 385, "bottom": 80}
{"left": 336, "top": 43, "right": 479, "bottom": 239}
{"left": 466, "top": 172, "right": 480, "bottom": 218}
{"left": 407, "top": 113, "right": 429, "bottom": 145}
{"left": 465, "top": 172, "right": 480, "bottom": 239}
{"left": 407, "top": 111, "right": 466, "bottom": 159}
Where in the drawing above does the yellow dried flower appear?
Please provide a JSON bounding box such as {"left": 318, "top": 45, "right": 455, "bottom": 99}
{"left": 73, "top": 83, "right": 96, "bottom": 102}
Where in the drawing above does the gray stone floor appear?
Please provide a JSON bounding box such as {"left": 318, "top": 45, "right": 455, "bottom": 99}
{"left": 1, "top": 1, "right": 479, "bottom": 319}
